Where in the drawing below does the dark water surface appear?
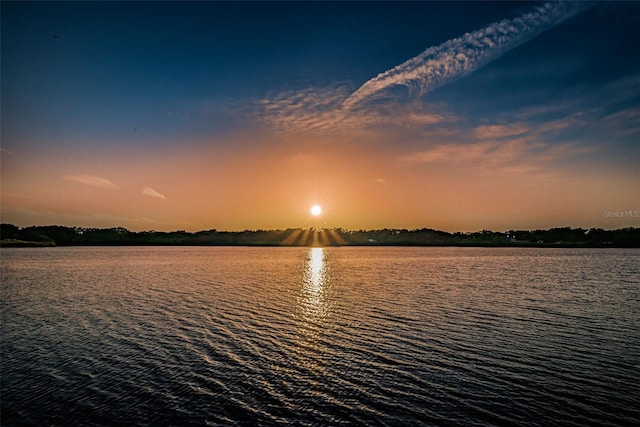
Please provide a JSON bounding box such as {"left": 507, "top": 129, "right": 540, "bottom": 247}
{"left": 2, "top": 247, "right": 639, "bottom": 426}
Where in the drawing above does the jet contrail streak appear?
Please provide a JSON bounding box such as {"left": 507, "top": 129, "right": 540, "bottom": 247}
{"left": 343, "top": 2, "right": 590, "bottom": 109}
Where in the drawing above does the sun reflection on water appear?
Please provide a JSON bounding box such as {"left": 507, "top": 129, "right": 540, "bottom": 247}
{"left": 293, "top": 247, "right": 331, "bottom": 383}
{"left": 309, "top": 248, "right": 324, "bottom": 290}
{"left": 302, "top": 247, "right": 328, "bottom": 319}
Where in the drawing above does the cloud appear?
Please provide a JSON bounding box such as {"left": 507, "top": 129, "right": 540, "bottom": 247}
{"left": 255, "top": 85, "right": 457, "bottom": 135}
{"left": 473, "top": 124, "right": 529, "bottom": 140}
{"left": 343, "top": 1, "right": 590, "bottom": 109}
{"left": 62, "top": 174, "right": 119, "bottom": 189}
{"left": 400, "top": 134, "right": 595, "bottom": 179}
{"left": 254, "top": 2, "right": 591, "bottom": 137}
{"left": 142, "top": 186, "right": 166, "bottom": 200}
{"left": 256, "top": 85, "right": 351, "bottom": 134}
{"left": 603, "top": 108, "right": 640, "bottom": 137}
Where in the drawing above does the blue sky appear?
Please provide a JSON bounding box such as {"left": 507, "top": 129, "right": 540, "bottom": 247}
{"left": 1, "top": 1, "right": 638, "bottom": 231}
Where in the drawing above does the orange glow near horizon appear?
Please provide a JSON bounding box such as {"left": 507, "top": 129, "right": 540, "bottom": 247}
{"left": 2, "top": 2, "right": 638, "bottom": 236}
{"left": 1, "top": 130, "right": 638, "bottom": 233}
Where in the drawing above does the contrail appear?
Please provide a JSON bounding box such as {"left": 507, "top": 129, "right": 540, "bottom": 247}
{"left": 343, "top": 2, "right": 590, "bottom": 109}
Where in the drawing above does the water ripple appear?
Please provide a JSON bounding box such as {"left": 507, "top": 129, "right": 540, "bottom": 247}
{"left": 2, "top": 247, "right": 639, "bottom": 425}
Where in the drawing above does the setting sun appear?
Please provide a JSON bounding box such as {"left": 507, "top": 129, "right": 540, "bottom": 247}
{"left": 310, "top": 205, "right": 322, "bottom": 216}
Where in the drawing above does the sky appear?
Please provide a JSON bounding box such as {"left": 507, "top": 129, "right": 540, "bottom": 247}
{"left": 1, "top": 1, "right": 639, "bottom": 232}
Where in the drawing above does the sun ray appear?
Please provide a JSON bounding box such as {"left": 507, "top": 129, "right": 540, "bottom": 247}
{"left": 282, "top": 228, "right": 303, "bottom": 246}
{"left": 298, "top": 229, "right": 311, "bottom": 246}
{"left": 319, "top": 230, "right": 330, "bottom": 246}
{"left": 326, "top": 228, "right": 347, "bottom": 246}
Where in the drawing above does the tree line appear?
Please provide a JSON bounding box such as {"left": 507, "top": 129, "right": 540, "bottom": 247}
{"left": 1, "top": 224, "right": 638, "bottom": 247}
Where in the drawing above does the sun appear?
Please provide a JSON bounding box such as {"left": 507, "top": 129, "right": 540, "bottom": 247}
{"left": 310, "top": 205, "right": 322, "bottom": 216}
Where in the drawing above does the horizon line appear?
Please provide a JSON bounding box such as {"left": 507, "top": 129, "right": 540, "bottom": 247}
{"left": 2, "top": 223, "right": 638, "bottom": 234}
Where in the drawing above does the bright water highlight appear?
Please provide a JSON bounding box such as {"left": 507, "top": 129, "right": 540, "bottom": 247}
{"left": 2, "top": 247, "right": 639, "bottom": 425}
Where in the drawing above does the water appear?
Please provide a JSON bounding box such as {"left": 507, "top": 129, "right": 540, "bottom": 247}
{"left": 1, "top": 246, "right": 639, "bottom": 426}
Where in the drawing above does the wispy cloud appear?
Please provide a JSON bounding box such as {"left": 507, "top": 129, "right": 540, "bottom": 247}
{"left": 473, "top": 124, "right": 529, "bottom": 140}
{"left": 256, "top": 85, "right": 457, "bottom": 135}
{"left": 343, "top": 2, "right": 590, "bottom": 109}
{"left": 254, "top": 2, "right": 591, "bottom": 136}
{"left": 603, "top": 108, "right": 640, "bottom": 138}
{"left": 142, "top": 186, "right": 166, "bottom": 200}
{"left": 256, "top": 86, "right": 350, "bottom": 134}
{"left": 400, "top": 132, "right": 595, "bottom": 179}
{"left": 62, "top": 174, "right": 119, "bottom": 189}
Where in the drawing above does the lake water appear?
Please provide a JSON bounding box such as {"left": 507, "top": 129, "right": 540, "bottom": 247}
{"left": 1, "top": 247, "right": 639, "bottom": 426}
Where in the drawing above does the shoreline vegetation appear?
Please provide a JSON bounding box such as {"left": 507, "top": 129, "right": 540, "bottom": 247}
{"left": 1, "top": 224, "right": 638, "bottom": 248}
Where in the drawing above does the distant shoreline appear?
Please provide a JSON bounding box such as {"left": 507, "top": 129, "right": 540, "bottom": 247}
{"left": 2, "top": 243, "right": 637, "bottom": 249}
{"left": 0, "top": 239, "right": 56, "bottom": 248}
{"left": 2, "top": 224, "right": 639, "bottom": 248}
